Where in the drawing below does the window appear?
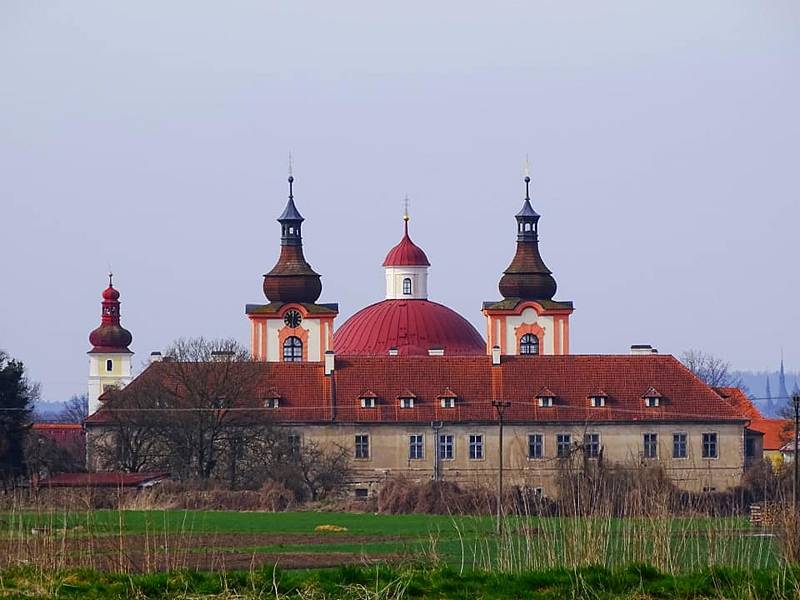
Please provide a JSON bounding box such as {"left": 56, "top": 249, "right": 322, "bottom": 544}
{"left": 360, "top": 396, "right": 376, "bottom": 408}
{"left": 399, "top": 397, "right": 414, "bottom": 409}
{"left": 673, "top": 433, "right": 687, "bottom": 459}
{"left": 439, "top": 434, "right": 454, "bottom": 460}
{"left": 538, "top": 396, "right": 554, "bottom": 408}
{"left": 440, "top": 397, "right": 455, "bottom": 408}
{"left": 528, "top": 434, "right": 543, "bottom": 459}
{"left": 106, "top": 359, "right": 113, "bottom": 372}
{"left": 584, "top": 433, "right": 600, "bottom": 458}
{"left": 556, "top": 434, "right": 572, "bottom": 458}
{"left": 702, "top": 433, "right": 718, "bottom": 458}
{"left": 520, "top": 333, "right": 539, "bottom": 355}
{"left": 287, "top": 434, "right": 301, "bottom": 458}
{"left": 355, "top": 434, "right": 370, "bottom": 459}
{"left": 354, "top": 488, "right": 369, "bottom": 499}
{"left": 590, "top": 396, "right": 606, "bottom": 408}
{"left": 644, "top": 396, "right": 660, "bottom": 408}
{"left": 283, "top": 336, "right": 303, "bottom": 362}
{"left": 402, "top": 278, "right": 412, "bottom": 295}
{"left": 264, "top": 397, "right": 280, "bottom": 409}
{"left": 212, "top": 396, "right": 225, "bottom": 409}
{"left": 643, "top": 433, "right": 658, "bottom": 459}
{"left": 409, "top": 434, "right": 424, "bottom": 460}
{"left": 469, "top": 434, "right": 484, "bottom": 460}
{"left": 745, "top": 436, "right": 756, "bottom": 458}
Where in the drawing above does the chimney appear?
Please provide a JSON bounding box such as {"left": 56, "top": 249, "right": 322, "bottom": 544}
{"left": 149, "top": 351, "right": 163, "bottom": 364}
{"left": 630, "top": 344, "right": 654, "bottom": 355}
{"left": 428, "top": 347, "right": 444, "bottom": 356}
{"left": 324, "top": 351, "right": 335, "bottom": 376}
{"left": 388, "top": 347, "right": 398, "bottom": 357}
{"left": 491, "top": 345, "right": 501, "bottom": 366}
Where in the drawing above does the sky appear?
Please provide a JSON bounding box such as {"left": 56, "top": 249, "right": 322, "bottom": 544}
{"left": 1, "top": 1, "right": 798, "bottom": 403}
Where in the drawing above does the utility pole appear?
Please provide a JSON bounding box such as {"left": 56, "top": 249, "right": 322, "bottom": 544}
{"left": 492, "top": 400, "right": 511, "bottom": 534}
{"left": 794, "top": 394, "right": 799, "bottom": 513}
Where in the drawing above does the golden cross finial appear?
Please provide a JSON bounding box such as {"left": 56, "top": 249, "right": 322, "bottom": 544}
{"left": 403, "top": 195, "right": 410, "bottom": 222}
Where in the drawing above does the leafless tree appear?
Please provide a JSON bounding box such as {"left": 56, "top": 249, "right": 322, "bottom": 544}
{"left": 680, "top": 350, "right": 744, "bottom": 389}
{"left": 154, "top": 338, "right": 263, "bottom": 480}
{"left": 93, "top": 381, "right": 167, "bottom": 473}
{"left": 58, "top": 393, "right": 88, "bottom": 423}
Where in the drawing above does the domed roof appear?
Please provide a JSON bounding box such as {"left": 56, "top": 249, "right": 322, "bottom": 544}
{"left": 334, "top": 299, "right": 485, "bottom": 356}
{"left": 89, "top": 276, "right": 132, "bottom": 354}
{"left": 89, "top": 324, "right": 132, "bottom": 353}
{"left": 382, "top": 221, "right": 430, "bottom": 267}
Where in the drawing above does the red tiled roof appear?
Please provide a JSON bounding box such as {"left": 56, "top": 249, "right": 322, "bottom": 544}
{"left": 39, "top": 471, "right": 169, "bottom": 488}
{"left": 333, "top": 299, "right": 485, "bottom": 357}
{"left": 714, "top": 387, "right": 763, "bottom": 420}
{"left": 749, "top": 418, "right": 792, "bottom": 451}
{"left": 87, "top": 355, "right": 745, "bottom": 426}
{"left": 32, "top": 423, "right": 82, "bottom": 431}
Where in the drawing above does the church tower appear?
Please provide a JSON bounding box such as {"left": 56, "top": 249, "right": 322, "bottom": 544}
{"left": 246, "top": 174, "right": 338, "bottom": 362}
{"left": 482, "top": 172, "right": 574, "bottom": 356}
{"left": 87, "top": 274, "right": 134, "bottom": 415}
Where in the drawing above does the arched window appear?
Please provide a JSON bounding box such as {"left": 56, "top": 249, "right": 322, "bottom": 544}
{"left": 519, "top": 333, "right": 539, "bottom": 355}
{"left": 283, "top": 336, "right": 303, "bottom": 362}
{"left": 106, "top": 359, "right": 113, "bottom": 371}
{"left": 402, "top": 278, "right": 412, "bottom": 295}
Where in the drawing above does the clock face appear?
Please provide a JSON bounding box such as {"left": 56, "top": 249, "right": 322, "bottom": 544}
{"left": 284, "top": 310, "right": 303, "bottom": 328}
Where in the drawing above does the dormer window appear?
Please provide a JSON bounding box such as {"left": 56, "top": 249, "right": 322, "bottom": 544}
{"left": 403, "top": 278, "right": 412, "bottom": 295}
{"left": 397, "top": 389, "right": 416, "bottom": 409}
{"left": 359, "top": 391, "right": 378, "bottom": 409}
{"left": 264, "top": 397, "right": 280, "bottom": 409}
{"left": 589, "top": 389, "right": 608, "bottom": 408}
{"left": 438, "top": 387, "right": 457, "bottom": 408}
{"left": 642, "top": 387, "right": 662, "bottom": 408}
{"left": 536, "top": 386, "right": 557, "bottom": 408}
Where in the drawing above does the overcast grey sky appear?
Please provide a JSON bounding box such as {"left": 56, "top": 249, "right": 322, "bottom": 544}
{"left": 1, "top": 1, "right": 798, "bottom": 402}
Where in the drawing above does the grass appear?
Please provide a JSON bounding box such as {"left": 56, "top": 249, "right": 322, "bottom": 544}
{"left": 2, "top": 563, "right": 800, "bottom": 599}
{"left": 0, "top": 510, "right": 784, "bottom": 572}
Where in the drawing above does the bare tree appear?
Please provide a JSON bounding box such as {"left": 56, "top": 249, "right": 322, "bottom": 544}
{"left": 154, "top": 338, "right": 263, "bottom": 480}
{"left": 58, "top": 393, "right": 88, "bottom": 423}
{"left": 680, "top": 350, "right": 744, "bottom": 389}
{"left": 93, "top": 381, "right": 167, "bottom": 472}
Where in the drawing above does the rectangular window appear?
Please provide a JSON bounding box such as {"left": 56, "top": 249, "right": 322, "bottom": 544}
{"left": 590, "top": 396, "right": 605, "bottom": 407}
{"left": 643, "top": 433, "right": 658, "bottom": 459}
{"left": 528, "top": 434, "right": 544, "bottom": 459}
{"left": 556, "top": 434, "right": 571, "bottom": 458}
{"left": 673, "top": 433, "right": 687, "bottom": 459}
{"left": 400, "top": 397, "right": 414, "bottom": 409}
{"left": 645, "top": 396, "right": 659, "bottom": 408}
{"left": 355, "top": 434, "right": 370, "bottom": 459}
{"left": 439, "top": 434, "right": 454, "bottom": 460}
{"left": 745, "top": 436, "right": 756, "bottom": 458}
{"left": 702, "top": 433, "right": 718, "bottom": 458}
{"left": 538, "top": 397, "right": 553, "bottom": 408}
{"left": 468, "top": 434, "right": 484, "bottom": 460}
{"left": 409, "top": 434, "right": 424, "bottom": 460}
{"left": 440, "top": 397, "right": 455, "bottom": 408}
{"left": 287, "top": 434, "right": 301, "bottom": 458}
{"left": 360, "top": 397, "right": 376, "bottom": 408}
{"left": 584, "top": 433, "right": 600, "bottom": 458}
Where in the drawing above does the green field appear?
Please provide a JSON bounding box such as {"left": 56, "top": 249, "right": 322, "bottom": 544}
{"left": 0, "top": 510, "right": 795, "bottom": 598}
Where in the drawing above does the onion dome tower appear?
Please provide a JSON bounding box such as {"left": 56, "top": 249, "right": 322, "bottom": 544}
{"left": 246, "top": 173, "right": 338, "bottom": 362}
{"left": 334, "top": 209, "right": 485, "bottom": 357}
{"left": 87, "top": 273, "right": 134, "bottom": 415}
{"left": 482, "top": 172, "right": 574, "bottom": 357}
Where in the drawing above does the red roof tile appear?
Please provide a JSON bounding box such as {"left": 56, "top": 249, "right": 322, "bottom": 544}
{"left": 714, "top": 387, "right": 763, "bottom": 420}
{"left": 87, "top": 355, "right": 745, "bottom": 426}
{"left": 749, "top": 418, "right": 792, "bottom": 451}
{"left": 39, "top": 471, "right": 169, "bottom": 488}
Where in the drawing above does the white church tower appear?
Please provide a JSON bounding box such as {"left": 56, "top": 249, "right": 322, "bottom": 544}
{"left": 87, "top": 274, "right": 134, "bottom": 415}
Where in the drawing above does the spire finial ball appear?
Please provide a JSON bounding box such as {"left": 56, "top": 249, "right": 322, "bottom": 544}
{"left": 288, "top": 175, "right": 294, "bottom": 183}
{"left": 524, "top": 176, "right": 531, "bottom": 183}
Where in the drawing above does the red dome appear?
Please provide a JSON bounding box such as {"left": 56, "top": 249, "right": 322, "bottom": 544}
{"left": 334, "top": 299, "right": 485, "bottom": 356}
{"left": 382, "top": 221, "right": 430, "bottom": 267}
{"left": 102, "top": 286, "right": 120, "bottom": 301}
